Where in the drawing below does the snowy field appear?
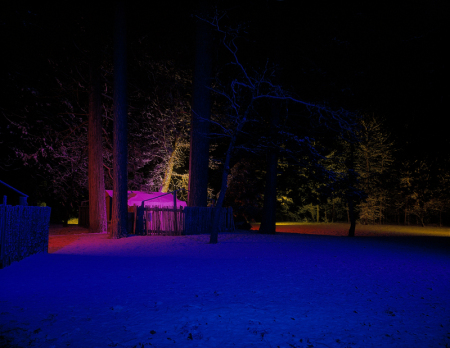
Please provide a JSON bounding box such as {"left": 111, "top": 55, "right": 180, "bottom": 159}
{"left": 1, "top": 228, "right": 450, "bottom": 347}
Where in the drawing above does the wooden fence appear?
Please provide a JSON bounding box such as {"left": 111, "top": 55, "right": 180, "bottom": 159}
{"left": 184, "top": 207, "right": 235, "bottom": 235}
{"left": 79, "top": 205, "right": 235, "bottom": 236}
{"left": 130, "top": 206, "right": 234, "bottom": 235}
{"left": 0, "top": 205, "right": 51, "bottom": 269}
{"left": 78, "top": 204, "right": 89, "bottom": 228}
{"left": 132, "top": 206, "right": 185, "bottom": 236}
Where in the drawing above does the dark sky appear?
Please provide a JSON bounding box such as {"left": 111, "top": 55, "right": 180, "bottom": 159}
{"left": 246, "top": 1, "right": 446, "bottom": 159}
{"left": 138, "top": 0, "right": 447, "bottom": 160}
{"left": 1, "top": 0, "right": 447, "bottom": 160}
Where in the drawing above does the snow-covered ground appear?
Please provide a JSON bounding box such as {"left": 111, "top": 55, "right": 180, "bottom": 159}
{"left": 1, "top": 230, "right": 449, "bottom": 347}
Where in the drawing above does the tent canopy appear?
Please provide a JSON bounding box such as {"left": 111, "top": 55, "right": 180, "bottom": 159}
{"left": 105, "top": 190, "right": 187, "bottom": 208}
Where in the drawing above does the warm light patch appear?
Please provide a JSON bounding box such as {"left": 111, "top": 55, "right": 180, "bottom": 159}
{"left": 68, "top": 217, "right": 79, "bottom": 225}
{"left": 251, "top": 222, "right": 450, "bottom": 237}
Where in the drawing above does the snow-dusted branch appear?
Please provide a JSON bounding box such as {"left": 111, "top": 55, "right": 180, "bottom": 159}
{"left": 194, "top": 10, "right": 359, "bottom": 242}
{"left": 195, "top": 13, "right": 255, "bottom": 89}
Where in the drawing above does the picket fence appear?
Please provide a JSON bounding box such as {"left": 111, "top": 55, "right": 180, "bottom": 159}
{"left": 131, "top": 206, "right": 185, "bottom": 236}
{"left": 0, "top": 205, "right": 51, "bottom": 269}
{"left": 127, "top": 206, "right": 235, "bottom": 235}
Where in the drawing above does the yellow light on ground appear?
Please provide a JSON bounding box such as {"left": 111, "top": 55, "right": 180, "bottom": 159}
{"left": 251, "top": 222, "right": 450, "bottom": 237}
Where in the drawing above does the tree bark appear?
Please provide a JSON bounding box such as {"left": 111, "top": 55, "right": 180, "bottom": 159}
{"left": 88, "top": 34, "right": 107, "bottom": 234}
{"left": 259, "top": 102, "right": 281, "bottom": 235}
{"left": 188, "top": 2, "right": 212, "bottom": 207}
{"left": 111, "top": 0, "right": 128, "bottom": 239}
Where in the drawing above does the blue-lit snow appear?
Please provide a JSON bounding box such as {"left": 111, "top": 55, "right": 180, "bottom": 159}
{"left": 1, "top": 231, "right": 449, "bottom": 347}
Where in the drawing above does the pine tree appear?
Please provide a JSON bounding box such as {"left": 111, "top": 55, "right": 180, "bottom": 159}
{"left": 354, "top": 115, "right": 394, "bottom": 225}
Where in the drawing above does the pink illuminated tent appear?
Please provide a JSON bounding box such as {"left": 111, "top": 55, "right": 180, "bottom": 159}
{"left": 104, "top": 190, "right": 188, "bottom": 234}
{"left": 105, "top": 190, "right": 187, "bottom": 209}
{"left": 104, "top": 190, "right": 187, "bottom": 228}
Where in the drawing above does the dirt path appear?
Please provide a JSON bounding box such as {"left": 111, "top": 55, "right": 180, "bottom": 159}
{"left": 48, "top": 222, "right": 450, "bottom": 254}
{"left": 48, "top": 224, "right": 91, "bottom": 253}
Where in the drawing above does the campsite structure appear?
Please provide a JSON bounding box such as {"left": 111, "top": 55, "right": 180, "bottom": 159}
{"left": 105, "top": 190, "right": 187, "bottom": 219}
{"left": 79, "top": 190, "right": 234, "bottom": 236}
{"left": 106, "top": 190, "right": 187, "bottom": 235}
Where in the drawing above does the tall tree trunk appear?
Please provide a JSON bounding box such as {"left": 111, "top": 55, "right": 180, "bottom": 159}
{"left": 188, "top": 2, "right": 212, "bottom": 207}
{"left": 209, "top": 122, "right": 244, "bottom": 243}
{"left": 259, "top": 102, "right": 280, "bottom": 235}
{"left": 259, "top": 149, "right": 278, "bottom": 234}
{"left": 348, "top": 200, "right": 356, "bottom": 237}
{"left": 88, "top": 31, "right": 107, "bottom": 234}
{"left": 111, "top": 0, "right": 128, "bottom": 239}
{"left": 347, "top": 141, "right": 356, "bottom": 237}
{"left": 161, "top": 138, "right": 179, "bottom": 193}
{"left": 209, "top": 102, "right": 251, "bottom": 243}
{"left": 332, "top": 200, "right": 335, "bottom": 223}
{"left": 316, "top": 205, "right": 320, "bottom": 223}
{"left": 209, "top": 149, "right": 231, "bottom": 244}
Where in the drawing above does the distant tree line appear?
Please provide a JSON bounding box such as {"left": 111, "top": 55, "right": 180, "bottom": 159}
{"left": 225, "top": 115, "right": 450, "bottom": 227}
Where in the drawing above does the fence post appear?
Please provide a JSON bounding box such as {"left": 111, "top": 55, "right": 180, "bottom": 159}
{"left": 136, "top": 203, "right": 144, "bottom": 235}
{"left": 173, "top": 191, "right": 178, "bottom": 235}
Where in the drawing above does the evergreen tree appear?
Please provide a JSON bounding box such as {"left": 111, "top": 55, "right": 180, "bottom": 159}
{"left": 399, "top": 160, "right": 440, "bottom": 227}
{"left": 354, "top": 115, "right": 394, "bottom": 224}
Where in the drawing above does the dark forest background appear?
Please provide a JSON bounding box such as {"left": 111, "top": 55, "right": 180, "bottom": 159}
{"left": 0, "top": 1, "right": 447, "bottom": 226}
